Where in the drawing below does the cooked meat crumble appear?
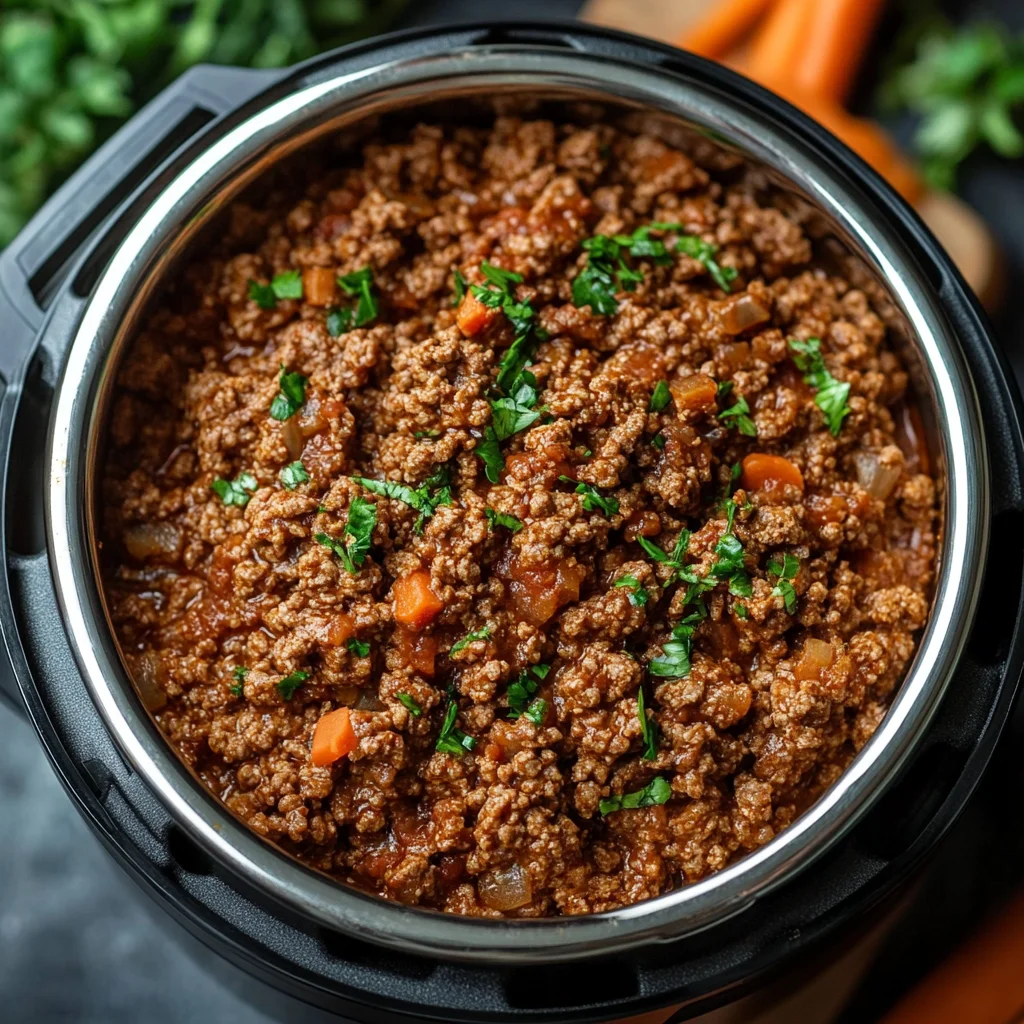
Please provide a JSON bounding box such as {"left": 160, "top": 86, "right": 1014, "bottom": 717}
{"left": 101, "top": 115, "right": 938, "bottom": 917}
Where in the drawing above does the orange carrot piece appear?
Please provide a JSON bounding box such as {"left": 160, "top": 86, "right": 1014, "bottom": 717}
{"left": 456, "top": 291, "right": 498, "bottom": 337}
{"left": 791, "top": 0, "right": 886, "bottom": 103}
{"left": 742, "top": 452, "right": 805, "bottom": 492}
{"left": 311, "top": 707, "right": 357, "bottom": 766}
{"left": 303, "top": 267, "right": 336, "bottom": 307}
{"left": 679, "top": 0, "right": 775, "bottom": 59}
{"left": 393, "top": 570, "right": 444, "bottom": 630}
{"left": 747, "top": 0, "right": 816, "bottom": 85}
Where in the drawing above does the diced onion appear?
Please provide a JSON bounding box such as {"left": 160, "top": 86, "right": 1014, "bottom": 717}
{"left": 281, "top": 418, "right": 304, "bottom": 460}
{"left": 853, "top": 450, "right": 902, "bottom": 500}
{"left": 794, "top": 639, "right": 834, "bottom": 682}
{"left": 132, "top": 651, "right": 168, "bottom": 711}
{"left": 720, "top": 294, "right": 771, "bottom": 336}
{"left": 478, "top": 862, "right": 533, "bottom": 911}
{"left": 123, "top": 522, "right": 181, "bottom": 561}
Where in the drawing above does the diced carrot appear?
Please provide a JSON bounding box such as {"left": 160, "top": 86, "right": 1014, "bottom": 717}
{"left": 742, "top": 453, "right": 805, "bottom": 493}
{"left": 311, "top": 707, "right": 357, "bottom": 766}
{"left": 456, "top": 291, "right": 498, "bottom": 336}
{"left": 303, "top": 267, "right": 336, "bottom": 307}
{"left": 679, "top": 0, "right": 775, "bottom": 59}
{"left": 325, "top": 613, "right": 355, "bottom": 647}
{"left": 483, "top": 742, "right": 504, "bottom": 762}
{"left": 393, "top": 570, "right": 444, "bottom": 630}
{"left": 670, "top": 373, "right": 719, "bottom": 412}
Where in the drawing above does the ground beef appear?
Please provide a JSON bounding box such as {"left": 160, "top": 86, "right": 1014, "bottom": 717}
{"left": 101, "top": 116, "right": 938, "bottom": 917}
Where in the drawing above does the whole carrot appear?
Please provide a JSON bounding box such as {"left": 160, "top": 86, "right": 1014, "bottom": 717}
{"left": 747, "top": 0, "right": 816, "bottom": 84}
{"left": 679, "top": 0, "right": 775, "bottom": 59}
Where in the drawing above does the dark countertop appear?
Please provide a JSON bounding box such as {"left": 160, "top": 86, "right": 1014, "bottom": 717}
{"left": 2, "top": 1, "right": 1023, "bottom": 1021}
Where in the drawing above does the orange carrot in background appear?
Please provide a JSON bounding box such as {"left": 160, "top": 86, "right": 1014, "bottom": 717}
{"left": 792, "top": 0, "right": 887, "bottom": 103}
{"left": 311, "top": 707, "right": 357, "bottom": 766}
{"left": 679, "top": 0, "right": 775, "bottom": 59}
{"left": 747, "top": 0, "right": 815, "bottom": 84}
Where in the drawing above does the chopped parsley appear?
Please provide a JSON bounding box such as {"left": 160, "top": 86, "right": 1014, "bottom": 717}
{"left": 651, "top": 433, "right": 666, "bottom": 451}
{"left": 346, "top": 638, "right": 370, "bottom": 657}
{"left": 276, "top": 669, "right": 309, "bottom": 700}
{"left": 599, "top": 776, "right": 672, "bottom": 816}
{"left": 325, "top": 307, "right": 353, "bottom": 337}
{"left": 718, "top": 393, "right": 757, "bottom": 437}
{"left": 649, "top": 380, "right": 672, "bottom": 412}
{"left": 397, "top": 692, "right": 422, "bottom": 716}
{"left": 707, "top": 500, "right": 752, "bottom": 598}
{"left": 735, "top": 602, "right": 749, "bottom": 619}
{"left": 450, "top": 628, "right": 491, "bottom": 655}
{"left": 675, "top": 235, "right": 738, "bottom": 293}
{"left": 788, "top": 337, "right": 851, "bottom": 436}
{"left": 248, "top": 270, "right": 303, "bottom": 309}
{"left": 352, "top": 468, "right": 452, "bottom": 533}
{"left": 453, "top": 268, "right": 468, "bottom": 306}
{"left": 229, "top": 665, "right": 248, "bottom": 698}
{"left": 649, "top": 605, "right": 706, "bottom": 678}
{"left": 211, "top": 471, "right": 257, "bottom": 507}
{"left": 559, "top": 476, "right": 619, "bottom": 517}
{"left": 270, "top": 365, "right": 308, "bottom": 421}
{"left": 507, "top": 663, "right": 550, "bottom": 718}
{"left": 338, "top": 266, "right": 378, "bottom": 325}
{"left": 637, "top": 687, "right": 659, "bottom": 760}
{"left": 414, "top": 429, "right": 440, "bottom": 439}
{"left": 478, "top": 371, "right": 543, "bottom": 484}
{"left": 279, "top": 460, "right": 309, "bottom": 490}
{"left": 615, "top": 574, "right": 650, "bottom": 607}
{"left": 769, "top": 552, "right": 800, "bottom": 614}
{"left": 436, "top": 700, "right": 476, "bottom": 756}
{"left": 315, "top": 495, "right": 377, "bottom": 573}
{"left": 484, "top": 508, "right": 523, "bottom": 532}
{"left": 638, "top": 530, "right": 691, "bottom": 587}
{"left": 524, "top": 698, "right": 548, "bottom": 726}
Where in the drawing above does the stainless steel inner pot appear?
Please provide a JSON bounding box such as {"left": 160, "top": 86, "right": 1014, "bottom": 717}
{"left": 44, "top": 44, "right": 987, "bottom": 964}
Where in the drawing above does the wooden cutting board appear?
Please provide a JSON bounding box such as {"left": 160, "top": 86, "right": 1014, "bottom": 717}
{"left": 581, "top": 0, "right": 1003, "bottom": 310}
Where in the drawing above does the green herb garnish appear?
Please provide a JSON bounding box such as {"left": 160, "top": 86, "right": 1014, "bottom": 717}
{"left": 279, "top": 460, "right": 309, "bottom": 490}
{"left": 649, "top": 380, "right": 671, "bottom": 412}
{"left": 769, "top": 552, "right": 800, "bottom": 614}
{"left": 315, "top": 494, "right": 377, "bottom": 573}
{"left": 436, "top": 700, "right": 476, "bottom": 756}
{"left": 735, "top": 602, "right": 749, "bottom": 619}
{"left": 397, "top": 692, "right": 422, "bottom": 716}
{"left": 484, "top": 508, "right": 524, "bottom": 532}
{"left": 788, "top": 337, "right": 851, "bottom": 436}
{"left": 651, "top": 433, "right": 666, "bottom": 451}
{"left": 675, "top": 235, "right": 737, "bottom": 292}
{"left": 638, "top": 530, "right": 691, "bottom": 586}
{"left": 478, "top": 371, "right": 543, "bottom": 484}
{"left": 649, "top": 605, "right": 706, "bottom": 678}
{"left": 507, "top": 663, "right": 551, "bottom": 718}
{"left": 559, "top": 476, "right": 619, "bottom": 517}
{"left": 276, "top": 669, "right": 309, "bottom": 700}
{"left": 453, "top": 268, "right": 468, "bottom": 305}
{"left": 599, "top": 776, "right": 672, "bottom": 816}
{"left": 211, "top": 471, "right": 257, "bottom": 507}
{"left": 352, "top": 468, "right": 452, "bottom": 534}
{"left": 270, "top": 364, "right": 308, "bottom": 421}
{"left": 450, "top": 628, "right": 491, "bottom": 655}
{"left": 524, "top": 698, "right": 548, "bottom": 726}
{"left": 346, "top": 638, "right": 370, "bottom": 657}
{"left": 415, "top": 430, "right": 440, "bottom": 439}
{"left": 229, "top": 665, "right": 248, "bottom": 698}
{"left": 718, "top": 393, "right": 757, "bottom": 437}
{"left": 637, "top": 687, "right": 658, "bottom": 760}
{"left": 338, "top": 266, "right": 378, "bottom": 326}
{"left": 326, "top": 307, "right": 353, "bottom": 337}
{"left": 615, "top": 574, "right": 649, "bottom": 607}
{"left": 248, "top": 270, "right": 303, "bottom": 309}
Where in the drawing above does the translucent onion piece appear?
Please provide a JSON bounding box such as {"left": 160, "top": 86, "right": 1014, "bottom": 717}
{"left": 123, "top": 522, "right": 181, "bottom": 561}
{"left": 478, "top": 862, "right": 533, "bottom": 911}
{"left": 853, "top": 450, "right": 902, "bottom": 500}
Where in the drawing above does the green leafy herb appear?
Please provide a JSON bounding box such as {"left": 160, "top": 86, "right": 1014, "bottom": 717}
{"left": 735, "top": 602, "right": 749, "bottom": 620}
{"left": 451, "top": 628, "right": 491, "bottom": 655}
{"left": 484, "top": 508, "right": 524, "bottom": 532}
{"left": 524, "top": 698, "right": 548, "bottom": 726}
{"left": 211, "top": 471, "right": 257, "bottom": 507}
{"left": 649, "top": 380, "right": 671, "bottom": 412}
{"left": 559, "top": 476, "right": 619, "bottom": 517}
{"left": 675, "top": 235, "right": 738, "bottom": 292}
{"left": 615, "top": 574, "right": 650, "bottom": 607}
{"left": 453, "top": 268, "right": 468, "bottom": 305}
{"left": 270, "top": 365, "right": 308, "bottom": 421}
{"left": 276, "top": 669, "right": 309, "bottom": 700}
{"left": 326, "top": 307, "right": 353, "bottom": 337}
{"left": 229, "top": 665, "right": 247, "bottom": 698}
{"left": 637, "top": 687, "right": 658, "bottom": 760}
{"left": 507, "top": 663, "right": 551, "bottom": 718}
{"left": 638, "top": 530, "right": 691, "bottom": 586}
{"left": 337, "top": 266, "right": 378, "bottom": 326}
{"left": 352, "top": 469, "right": 452, "bottom": 533}
{"left": 651, "top": 433, "right": 666, "bottom": 451}
{"left": 436, "top": 700, "right": 476, "bottom": 756}
{"left": 279, "top": 460, "right": 309, "bottom": 490}
{"left": 478, "top": 371, "right": 543, "bottom": 484}
{"left": 878, "top": 19, "right": 1024, "bottom": 189}
{"left": 718, "top": 393, "right": 757, "bottom": 437}
{"left": 415, "top": 429, "right": 439, "bottom": 439}
{"left": 315, "top": 495, "right": 377, "bottom": 573}
{"left": 649, "top": 605, "right": 706, "bottom": 678}
{"left": 769, "top": 552, "right": 800, "bottom": 614}
{"left": 346, "top": 638, "right": 370, "bottom": 657}
{"left": 788, "top": 337, "right": 851, "bottom": 436}
{"left": 397, "top": 692, "right": 422, "bottom": 716}
{"left": 707, "top": 500, "right": 752, "bottom": 598}
{"left": 248, "top": 270, "right": 303, "bottom": 308}
{"left": 599, "top": 776, "right": 672, "bottom": 816}
{"left": 248, "top": 280, "right": 276, "bottom": 309}
{"left": 229, "top": 682, "right": 244, "bottom": 698}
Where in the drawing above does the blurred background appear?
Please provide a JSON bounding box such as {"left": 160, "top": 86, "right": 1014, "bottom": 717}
{"left": 2, "top": 0, "right": 1024, "bottom": 1021}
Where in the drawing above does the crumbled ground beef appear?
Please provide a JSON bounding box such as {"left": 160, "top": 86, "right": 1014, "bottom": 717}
{"left": 102, "top": 115, "right": 937, "bottom": 917}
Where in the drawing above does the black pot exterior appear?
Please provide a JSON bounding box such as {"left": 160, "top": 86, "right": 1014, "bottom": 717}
{"left": 1, "top": 22, "right": 1022, "bottom": 1024}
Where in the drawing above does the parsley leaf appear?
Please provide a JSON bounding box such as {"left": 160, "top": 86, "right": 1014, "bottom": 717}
{"left": 638, "top": 530, "right": 691, "bottom": 586}
{"left": 279, "top": 460, "right": 309, "bottom": 490}
{"left": 675, "top": 235, "right": 738, "bottom": 292}
{"left": 229, "top": 665, "right": 248, "bottom": 698}
{"left": 719, "top": 393, "right": 757, "bottom": 437}
{"left": 337, "top": 266, "right": 378, "bottom": 326}
{"left": 637, "top": 687, "right": 659, "bottom": 760}
{"left": 485, "top": 508, "right": 523, "bottom": 532}
{"left": 507, "top": 664, "right": 551, "bottom": 718}
{"left": 615, "top": 574, "right": 649, "bottom": 607}
{"left": 211, "top": 471, "right": 258, "bottom": 507}
{"left": 346, "top": 638, "right": 370, "bottom": 657}
{"left": 788, "top": 337, "right": 851, "bottom": 436}
{"left": 315, "top": 494, "right": 377, "bottom": 573}
{"left": 248, "top": 280, "right": 276, "bottom": 309}
{"left": 397, "top": 692, "right": 422, "bottom": 716}
{"left": 524, "top": 698, "right": 548, "bottom": 726}
{"left": 649, "top": 605, "right": 706, "bottom": 678}
{"left": 248, "top": 271, "right": 304, "bottom": 308}
{"left": 707, "top": 501, "right": 752, "bottom": 598}
{"left": 559, "top": 476, "right": 619, "bottom": 517}
{"left": 769, "top": 552, "right": 800, "bottom": 614}
{"left": 270, "top": 365, "right": 308, "bottom": 421}
{"left": 436, "top": 700, "right": 476, "bottom": 756}
{"left": 491, "top": 376, "right": 542, "bottom": 438}
{"left": 326, "top": 307, "right": 353, "bottom": 337}
{"left": 651, "top": 433, "right": 666, "bottom": 450}
{"left": 415, "top": 429, "right": 440, "bottom": 439}
{"left": 352, "top": 470, "right": 452, "bottom": 533}
{"left": 599, "top": 776, "right": 672, "bottom": 816}
{"left": 451, "top": 628, "right": 491, "bottom": 655}
{"left": 453, "top": 268, "right": 468, "bottom": 305}
{"left": 735, "top": 602, "right": 749, "bottom": 619}
{"left": 476, "top": 433, "right": 505, "bottom": 485}
{"left": 649, "top": 380, "right": 672, "bottom": 412}
{"left": 276, "top": 670, "right": 309, "bottom": 700}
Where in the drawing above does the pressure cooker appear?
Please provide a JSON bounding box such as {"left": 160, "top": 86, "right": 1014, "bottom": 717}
{"left": 1, "top": 22, "right": 1022, "bottom": 1024}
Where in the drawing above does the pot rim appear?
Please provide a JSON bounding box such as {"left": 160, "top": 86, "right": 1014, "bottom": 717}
{"left": 45, "top": 41, "right": 988, "bottom": 963}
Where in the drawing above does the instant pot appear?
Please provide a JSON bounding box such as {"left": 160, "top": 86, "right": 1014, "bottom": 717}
{"left": 1, "top": 22, "right": 1022, "bottom": 1024}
